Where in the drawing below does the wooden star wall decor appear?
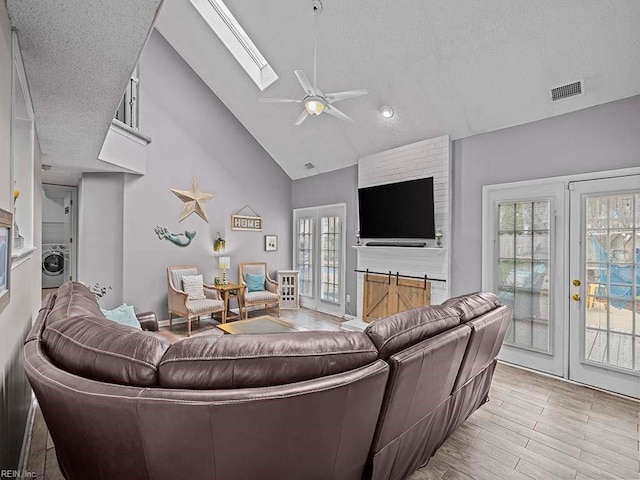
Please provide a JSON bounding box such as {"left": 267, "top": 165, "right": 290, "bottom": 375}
{"left": 171, "top": 176, "right": 215, "bottom": 223}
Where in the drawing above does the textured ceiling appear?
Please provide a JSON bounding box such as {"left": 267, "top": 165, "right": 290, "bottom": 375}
{"left": 157, "top": 0, "right": 640, "bottom": 180}
{"left": 7, "top": 0, "right": 163, "bottom": 185}
{"left": 6, "top": 1, "right": 640, "bottom": 184}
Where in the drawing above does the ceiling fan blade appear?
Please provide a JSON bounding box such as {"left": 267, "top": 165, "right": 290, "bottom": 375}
{"left": 294, "top": 70, "right": 316, "bottom": 96}
{"left": 325, "top": 89, "right": 368, "bottom": 103}
{"left": 324, "top": 104, "right": 353, "bottom": 122}
{"left": 294, "top": 110, "right": 309, "bottom": 126}
{"left": 258, "top": 97, "right": 301, "bottom": 103}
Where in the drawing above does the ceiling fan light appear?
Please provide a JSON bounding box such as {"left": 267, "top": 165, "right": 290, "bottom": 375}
{"left": 305, "top": 98, "right": 325, "bottom": 116}
{"left": 380, "top": 106, "right": 394, "bottom": 118}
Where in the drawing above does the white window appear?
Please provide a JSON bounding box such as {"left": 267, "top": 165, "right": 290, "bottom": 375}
{"left": 293, "top": 204, "right": 346, "bottom": 317}
{"left": 497, "top": 200, "right": 551, "bottom": 353}
{"left": 11, "top": 31, "right": 35, "bottom": 258}
{"left": 114, "top": 68, "right": 139, "bottom": 130}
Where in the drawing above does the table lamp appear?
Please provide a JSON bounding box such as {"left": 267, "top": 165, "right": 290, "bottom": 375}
{"left": 218, "top": 256, "right": 231, "bottom": 285}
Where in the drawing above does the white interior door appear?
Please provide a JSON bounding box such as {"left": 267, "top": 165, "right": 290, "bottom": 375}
{"left": 568, "top": 176, "right": 640, "bottom": 398}
{"left": 293, "top": 204, "right": 346, "bottom": 317}
{"left": 62, "top": 190, "right": 77, "bottom": 281}
{"left": 483, "top": 182, "right": 566, "bottom": 376}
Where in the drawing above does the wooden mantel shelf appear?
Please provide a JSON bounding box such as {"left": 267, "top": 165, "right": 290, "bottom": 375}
{"left": 352, "top": 245, "right": 447, "bottom": 254}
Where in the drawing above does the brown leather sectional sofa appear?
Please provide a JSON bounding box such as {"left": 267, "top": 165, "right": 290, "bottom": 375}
{"left": 23, "top": 282, "right": 511, "bottom": 480}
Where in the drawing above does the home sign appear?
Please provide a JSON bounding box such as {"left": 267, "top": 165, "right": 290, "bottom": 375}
{"left": 231, "top": 214, "right": 262, "bottom": 231}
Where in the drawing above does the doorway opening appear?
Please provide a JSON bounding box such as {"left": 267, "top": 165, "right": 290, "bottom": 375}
{"left": 42, "top": 185, "right": 77, "bottom": 291}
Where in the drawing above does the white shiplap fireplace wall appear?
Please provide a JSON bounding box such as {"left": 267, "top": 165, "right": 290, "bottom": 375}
{"left": 355, "top": 135, "right": 451, "bottom": 319}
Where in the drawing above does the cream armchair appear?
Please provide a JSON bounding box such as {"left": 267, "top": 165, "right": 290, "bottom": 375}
{"left": 238, "top": 262, "right": 280, "bottom": 318}
{"left": 167, "top": 265, "right": 225, "bottom": 336}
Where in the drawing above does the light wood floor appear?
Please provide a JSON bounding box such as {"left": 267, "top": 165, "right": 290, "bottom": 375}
{"left": 26, "top": 307, "right": 640, "bottom": 480}
{"left": 410, "top": 364, "right": 640, "bottom": 480}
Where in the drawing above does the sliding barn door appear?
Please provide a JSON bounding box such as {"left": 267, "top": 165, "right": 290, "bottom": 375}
{"left": 363, "top": 274, "right": 392, "bottom": 321}
{"left": 363, "top": 274, "right": 431, "bottom": 322}
{"left": 394, "top": 277, "right": 431, "bottom": 313}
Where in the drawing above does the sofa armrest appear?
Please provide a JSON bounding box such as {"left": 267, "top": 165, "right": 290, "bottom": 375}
{"left": 167, "top": 287, "right": 189, "bottom": 315}
{"left": 266, "top": 278, "right": 279, "bottom": 295}
{"left": 136, "top": 311, "right": 158, "bottom": 332}
{"left": 203, "top": 285, "right": 221, "bottom": 301}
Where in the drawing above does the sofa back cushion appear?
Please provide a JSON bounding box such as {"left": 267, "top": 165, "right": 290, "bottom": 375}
{"left": 44, "top": 282, "right": 105, "bottom": 327}
{"left": 440, "top": 291, "right": 513, "bottom": 390}
{"left": 42, "top": 315, "right": 170, "bottom": 387}
{"left": 452, "top": 305, "right": 512, "bottom": 391}
{"left": 368, "top": 324, "right": 472, "bottom": 480}
{"left": 442, "top": 291, "right": 501, "bottom": 323}
{"left": 158, "top": 331, "right": 378, "bottom": 388}
{"left": 364, "top": 305, "right": 461, "bottom": 359}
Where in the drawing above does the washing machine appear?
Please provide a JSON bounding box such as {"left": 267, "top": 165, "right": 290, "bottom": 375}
{"left": 42, "top": 244, "right": 66, "bottom": 288}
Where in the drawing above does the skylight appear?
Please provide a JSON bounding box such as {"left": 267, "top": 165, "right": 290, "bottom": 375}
{"left": 189, "top": 0, "right": 278, "bottom": 91}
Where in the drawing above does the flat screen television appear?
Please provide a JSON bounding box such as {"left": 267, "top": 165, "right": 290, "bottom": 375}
{"left": 358, "top": 177, "right": 435, "bottom": 239}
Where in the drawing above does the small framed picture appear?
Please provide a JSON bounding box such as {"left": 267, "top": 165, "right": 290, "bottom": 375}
{"left": 264, "top": 235, "right": 278, "bottom": 252}
{"left": 0, "top": 208, "right": 12, "bottom": 313}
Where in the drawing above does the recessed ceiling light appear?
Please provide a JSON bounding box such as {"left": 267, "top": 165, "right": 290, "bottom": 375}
{"left": 380, "top": 106, "right": 394, "bottom": 119}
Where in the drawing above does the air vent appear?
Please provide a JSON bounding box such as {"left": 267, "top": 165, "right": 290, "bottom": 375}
{"left": 304, "top": 162, "right": 315, "bottom": 170}
{"left": 550, "top": 80, "right": 583, "bottom": 101}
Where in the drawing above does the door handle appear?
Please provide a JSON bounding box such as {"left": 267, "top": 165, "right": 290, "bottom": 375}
{"left": 572, "top": 293, "right": 581, "bottom": 302}
{"left": 572, "top": 279, "right": 581, "bottom": 287}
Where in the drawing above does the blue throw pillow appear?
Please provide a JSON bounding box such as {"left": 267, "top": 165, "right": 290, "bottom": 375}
{"left": 246, "top": 273, "right": 266, "bottom": 293}
{"left": 101, "top": 304, "right": 141, "bottom": 330}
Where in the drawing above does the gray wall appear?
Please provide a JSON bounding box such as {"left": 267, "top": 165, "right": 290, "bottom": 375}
{"left": 77, "top": 173, "right": 125, "bottom": 309}
{"left": 291, "top": 165, "right": 358, "bottom": 316}
{"left": 100, "top": 31, "right": 292, "bottom": 317}
{"left": 451, "top": 95, "right": 640, "bottom": 295}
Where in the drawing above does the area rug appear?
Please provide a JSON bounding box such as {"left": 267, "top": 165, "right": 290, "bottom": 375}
{"left": 160, "top": 317, "right": 224, "bottom": 341}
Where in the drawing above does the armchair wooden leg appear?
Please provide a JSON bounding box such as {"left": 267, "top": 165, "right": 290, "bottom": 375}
{"left": 187, "top": 318, "right": 191, "bottom": 337}
{"left": 238, "top": 296, "right": 245, "bottom": 321}
{"left": 169, "top": 313, "right": 173, "bottom": 330}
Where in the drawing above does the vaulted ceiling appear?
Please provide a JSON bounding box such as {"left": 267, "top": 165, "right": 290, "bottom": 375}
{"left": 157, "top": 0, "right": 640, "bottom": 179}
{"left": 6, "top": 0, "right": 640, "bottom": 184}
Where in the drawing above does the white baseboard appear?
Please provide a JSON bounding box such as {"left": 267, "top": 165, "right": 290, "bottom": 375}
{"left": 157, "top": 308, "right": 247, "bottom": 328}
{"left": 341, "top": 318, "right": 369, "bottom": 332}
{"left": 18, "top": 394, "right": 37, "bottom": 474}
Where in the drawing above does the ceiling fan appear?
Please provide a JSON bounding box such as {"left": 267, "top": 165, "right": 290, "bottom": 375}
{"left": 259, "top": 0, "right": 367, "bottom": 126}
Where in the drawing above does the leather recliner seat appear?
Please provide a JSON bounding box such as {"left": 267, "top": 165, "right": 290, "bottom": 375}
{"left": 23, "top": 282, "right": 511, "bottom": 480}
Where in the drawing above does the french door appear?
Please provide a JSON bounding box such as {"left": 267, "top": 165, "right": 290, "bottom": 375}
{"left": 484, "top": 173, "right": 640, "bottom": 398}
{"left": 568, "top": 176, "right": 640, "bottom": 398}
{"left": 293, "top": 204, "right": 346, "bottom": 317}
{"left": 483, "top": 183, "right": 566, "bottom": 377}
